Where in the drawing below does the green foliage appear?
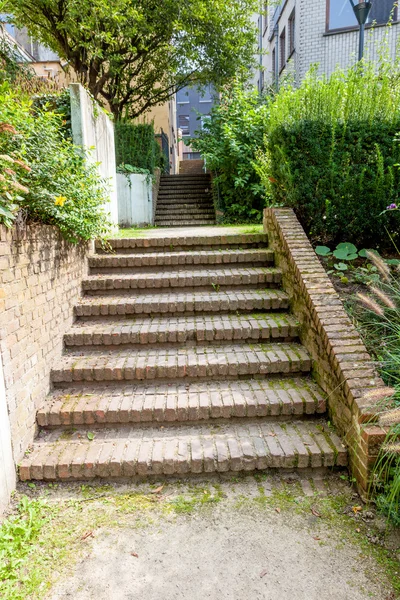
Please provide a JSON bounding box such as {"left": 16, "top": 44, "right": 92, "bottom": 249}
{"left": 315, "top": 242, "right": 367, "bottom": 272}
{"left": 0, "top": 82, "right": 112, "bottom": 242}
{"left": 115, "top": 122, "right": 163, "bottom": 174}
{"left": 191, "top": 83, "right": 270, "bottom": 223}
{"left": 258, "top": 62, "right": 400, "bottom": 248}
{"left": 33, "top": 89, "right": 72, "bottom": 138}
{"left": 0, "top": 496, "right": 49, "bottom": 597}
{"left": 10, "top": 0, "right": 259, "bottom": 120}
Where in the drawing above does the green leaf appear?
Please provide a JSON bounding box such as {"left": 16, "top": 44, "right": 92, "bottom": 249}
{"left": 346, "top": 253, "right": 359, "bottom": 261}
{"left": 333, "top": 248, "right": 349, "bottom": 260}
{"left": 87, "top": 432, "right": 95, "bottom": 441}
{"left": 336, "top": 242, "right": 357, "bottom": 254}
{"left": 315, "top": 245, "right": 331, "bottom": 256}
{"left": 334, "top": 262, "right": 348, "bottom": 271}
{"left": 358, "top": 249, "right": 368, "bottom": 258}
{"left": 386, "top": 258, "right": 400, "bottom": 265}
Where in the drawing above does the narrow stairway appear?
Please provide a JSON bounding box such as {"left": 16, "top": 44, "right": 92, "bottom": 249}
{"left": 155, "top": 174, "right": 216, "bottom": 227}
{"left": 19, "top": 231, "right": 347, "bottom": 481}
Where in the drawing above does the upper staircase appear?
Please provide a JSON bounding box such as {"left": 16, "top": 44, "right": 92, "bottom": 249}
{"left": 19, "top": 229, "right": 347, "bottom": 482}
{"left": 155, "top": 174, "right": 216, "bottom": 227}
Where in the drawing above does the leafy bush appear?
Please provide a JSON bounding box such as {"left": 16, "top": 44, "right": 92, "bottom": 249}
{"left": 257, "top": 63, "right": 400, "bottom": 248}
{"left": 0, "top": 82, "right": 112, "bottom": 242}
{"left": 115, "top": 122, "right": 164, "bottom": 173}
{"left": 191, "top": 83, "right": 270, "bottom": 223}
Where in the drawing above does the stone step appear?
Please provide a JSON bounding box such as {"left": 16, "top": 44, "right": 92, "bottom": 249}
{"left": 75, "top": 289, "right": 290, "bottom": 319}
{"left": 19, "top": 420, "right": 347, "bottom": 481}
{"left": 51, "top": 343, "right": 311, "bottom": 385}
{"left": 95, "top": 233, "right": 268, "bottom": 253}
{"left": 82, "top": 267, "right": 282, "bottom": 295}
{"left": 160, "top": 177, "right": 210, "bottom": 185}
{"left": 64, "top": 313, "right": 299, "bottom": 349}
{"left": 88, "top": 248, "right": 275, "bottom": 272}
{"left": 37, "top": 378, "right": 327, "bottom": 427}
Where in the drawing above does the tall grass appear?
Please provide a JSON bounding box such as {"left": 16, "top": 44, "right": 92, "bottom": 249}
{"left": 357, "top": 258, "right": 400, "bottom": 523}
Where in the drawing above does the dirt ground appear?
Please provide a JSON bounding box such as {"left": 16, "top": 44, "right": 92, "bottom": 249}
{"left": 20, "top": 473, "right": 397, "bottom": 600}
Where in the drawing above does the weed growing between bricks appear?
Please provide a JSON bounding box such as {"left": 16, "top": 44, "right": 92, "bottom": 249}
{"left": 0, "top": 477, "right": 399, "bottom": 599}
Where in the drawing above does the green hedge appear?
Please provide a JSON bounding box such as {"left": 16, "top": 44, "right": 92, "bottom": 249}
{"left": 267, "top": 119, "right": 400, "bottom": 247}
{"left": 258, "top": 64, "right": 400, "bottom": 249}
{"left": 115, "top": 122, "right": 164, "bottom": 173}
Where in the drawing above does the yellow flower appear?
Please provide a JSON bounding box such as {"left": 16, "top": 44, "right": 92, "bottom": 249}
{"left": 54, "top": 196, "right": 67, "bottom": 207}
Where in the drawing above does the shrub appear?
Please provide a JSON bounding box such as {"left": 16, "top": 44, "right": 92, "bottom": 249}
{"left": 115, "top": 121, "right": 165, "bottom": 174}
{"left": 190, "top": 83, "right": 270, "bottom": 223}
{"left": 0, "top": 82, "right": 112, "bottom": 242}
{"left": 257, "top": 63, "right": 400, "bottom": 248}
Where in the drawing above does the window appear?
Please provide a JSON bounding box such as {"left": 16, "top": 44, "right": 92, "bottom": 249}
{"left": 200, "top": 115, "right": 211, "bottom": 130}
{"left": 272, "top": 47, "right": 276, "bottom": 79}
{"left": 177, "top": 88, "right": 189, "bottom": 104}
{"left": 327, "top": 0, "right": 397, "bottom": 31}
{"left": 178, "top": 115, "right": 190, "bottom": 136}
{"left": 199, "top": 85, "right": 213, "bottom": 103}
{"left": 279, "top": 28, "right": 286, "bottom": 71}
{"left": 288, "top": 10, "right": 295, "bottom": 55}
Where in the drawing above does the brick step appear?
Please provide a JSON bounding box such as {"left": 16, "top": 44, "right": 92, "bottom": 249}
{"left": 156, "top": 200, "right": 214, "bottom": 207}
{"left": 18, "top": 420, "right": 347, "bottom": 481}
{"left": 88, "top": 249, "right": 274, "bottom": 272}
{"left": 155, "top": 222, "right": 217, "bottom": 228}
{"left": 51, "top": 343, "right": 311, "bottom": 385}
{"left": 37, "top": 378, "right": 327, "bottom": 427}
{"left": 95, "top": 233, "right": 268, "bottom": 253}
{"left": 155, "top": 212, "right": 215, "bottom": 220}
{"left": 155, "top": 219, "right": 216, "bottom": 226}
{"left": 157, "top": 188, "right": 211, "bottom": 194}
{"left": 160, "top": 178, "right": 210, "bottom": 185}
{"left": 156, "top": 205, "right": 215, "bottom": 213}
{"left": 75, "top": 289, "right": 290, "bottom": 319}
{"left": 82, "top": 267, "right": 282, "bottom": 295}
{"left": 64, "top": 313, "right": 299, "bottom": 349}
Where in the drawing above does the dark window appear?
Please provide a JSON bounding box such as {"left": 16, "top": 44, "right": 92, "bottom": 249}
{"left": 177, "top": 88, "right": 189, "bottom": 104}
{"left": 279, "top": 28, "right": 286, "bottom": 71}
{"left": 178, "top": 115, "right": 190, "bottom": 136}
{"left": 328, "top": 0, "right": 397, "bottom": 31}
{"left": 199, "top": 85, "right": 212, "bottom": 103}
{"left": 272, "top": 47, "right": 276, "bottom": 78}
{"left": 288, "top": 10, "right": 295, "bottom": 55}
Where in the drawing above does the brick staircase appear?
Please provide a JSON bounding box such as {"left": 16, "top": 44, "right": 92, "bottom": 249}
{"left": 19, "top": 231, "right": 347, "bottom": 482}
{"left": 154, "top": 174, "right": 216, "bottom": 227}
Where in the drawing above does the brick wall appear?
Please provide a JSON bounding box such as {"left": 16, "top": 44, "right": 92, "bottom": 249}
{"left": 260, "top": 1, "right": 399, "bottom": 86}
{"left": 264, "top": 208, "right": 391, "bottom": 499}
{"left": 179, "top": 160, "right": 205, "bottom": 175}
{"left": 0, "top": 224, "right": 89, "bottom": 465}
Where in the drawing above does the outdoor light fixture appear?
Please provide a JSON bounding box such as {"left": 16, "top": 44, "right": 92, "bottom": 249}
{"left": 349, "top": 0, "right": 373, "bottom": 61}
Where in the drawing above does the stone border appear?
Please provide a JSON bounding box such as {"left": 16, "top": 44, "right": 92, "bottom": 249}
{"left": 264, "top": 208, "right": 391, "bottom": 499}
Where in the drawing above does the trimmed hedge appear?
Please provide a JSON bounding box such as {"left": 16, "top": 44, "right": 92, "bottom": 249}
{"left": 267, "top": 119, "right": 400, "bottom": 247}
{"left": 258, "top": 64, "right": 400, "bottom": 249}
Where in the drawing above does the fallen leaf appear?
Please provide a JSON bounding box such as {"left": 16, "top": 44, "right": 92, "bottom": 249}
{"left": 87, "top": 432, "right": 95, "bottom": 441}
{"left": 275, "top": 507, "right": 281, "bottom": 514}
{"left": 81, "top": 531, "right": 94, "bottom": 540}
{"left": 313, "top": 536, "right": 321, "bottom": 541}
{"left": 260, "top": 569, "right": 268, "bottom": 578}
{"left": 356, "top": 528, "right": 361, "bottom": 533}
{"left": 268, "top": 432, "right": 277, "bottom": 437}
{"left": 311, "top": 507, "right": 321, "bottom": 518}
{"left": 151, "top": 485, "right": 164, "bottom": 495}
{"left": 130, "top": 552, "right": 139, "bottom": 558}
{"left": 352, "top": 506, "right": 362, "bottom": 514}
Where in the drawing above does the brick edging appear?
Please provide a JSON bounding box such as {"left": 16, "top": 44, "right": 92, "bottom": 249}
{"left": 264, "top": 208, "right": 390, "bottom": 498}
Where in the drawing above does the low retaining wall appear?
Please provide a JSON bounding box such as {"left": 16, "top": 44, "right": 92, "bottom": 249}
{"left": 0, "top": 224, "right": 89, "bottom": 487}
{"left": 118, "top": 168, "right": 161, "bottom": 228}
{"left": 264, "top": 208, "right": 390, "bottom": 499}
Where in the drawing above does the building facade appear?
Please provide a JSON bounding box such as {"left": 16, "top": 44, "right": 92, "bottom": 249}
{"left": 176, "top": 85, "right": 215, "bottom": 160}
{"left": 255, "top": 0, "right": 399, "bottom": 90}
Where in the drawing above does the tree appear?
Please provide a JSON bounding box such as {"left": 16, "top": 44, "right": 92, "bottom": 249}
{"left": 9, "top": 0, "right": 258, "bottom": 120}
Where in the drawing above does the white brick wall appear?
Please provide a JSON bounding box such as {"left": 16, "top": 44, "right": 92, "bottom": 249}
{"left": 258, "top": 0, "right": 399, "bottom": 87}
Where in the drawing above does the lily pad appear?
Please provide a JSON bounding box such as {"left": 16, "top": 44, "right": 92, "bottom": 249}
{"left": 315, "top": 245, "right": 331, "bottom": 256}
